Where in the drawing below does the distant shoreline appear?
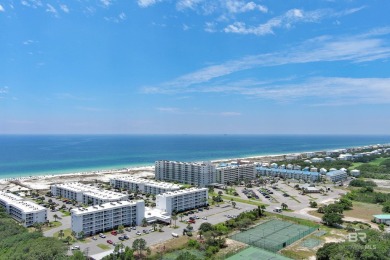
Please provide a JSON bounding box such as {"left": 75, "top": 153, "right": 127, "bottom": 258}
{"left": 1, "top": 142, "right": 388, "bottom": 188}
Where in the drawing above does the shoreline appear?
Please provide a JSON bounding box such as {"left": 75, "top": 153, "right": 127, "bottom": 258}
{"left": 1, "top": 142, "right": 388, "bottom": 191}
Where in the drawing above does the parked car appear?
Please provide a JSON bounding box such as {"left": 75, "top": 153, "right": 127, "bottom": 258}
{"left": 107, "top": 240, "right": 113, "bottom": 244}
{"left": 136, "top": 231, "right": 141, "bottom": 235}
{"left": 118, "top": 236, "right": 124, "bottom": 241}
{"left": 172, "top": 232, "right": 179, "bottom": 238}
{"left": 202, "top": 216, "right": 207, "bottom": 220}
{"left": 132, "top": 226, "right": 136, "bottom": 230}
{"left": 123, "top": 235, "right": 129, "bottom": 240}
{"left": 92, "top": 236, "right": 97, "bottom": 240}
{"left": 71, "top": 246, "right": 80, "bottom": 250}
{"left": 99, "top": 233, "right": 106, "bottom": 238}
{"left": 125, "top": 227, "right": 132, "bottom": 232}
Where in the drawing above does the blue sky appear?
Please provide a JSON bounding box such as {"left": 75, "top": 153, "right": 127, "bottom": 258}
{"left": 1, "top": 0, "right": 390, "bottom": 134}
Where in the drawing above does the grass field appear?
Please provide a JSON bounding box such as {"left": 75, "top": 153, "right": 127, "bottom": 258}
{"left": 221, "top": 194, "right": 268, "bottom": 207}
{"left": 309, "top": 201, "right": 382, "bottom": 222}
{"left": 97, "top": 244, "right": 111, "bottom": 250}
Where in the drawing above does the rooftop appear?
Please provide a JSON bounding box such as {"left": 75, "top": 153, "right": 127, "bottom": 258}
{"left": 158, "top": 187, "right": 208, "bottom": 198}
{"left": 0, "top": 192, "right": 45, "bottom": 213}
{"left": 52, "top": 182, "right": 126, "bottom": 200}
{"left": 373, "top": 214, "right": 390, "bottom": 219}
{"left": 111, "top": 176, "right": 182, "bottom": 189}
{"left": 71, "top": 200, "right": 143, "bottom": 215}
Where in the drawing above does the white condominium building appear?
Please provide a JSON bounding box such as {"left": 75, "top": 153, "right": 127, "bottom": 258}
{"left": 0, "top": 192, "right": 47, "bottom": 227}
{"left": 155, "top": 160, "right": 216, "bottom": 187}
{"left": 71, "top": 200, "right": 145, "bottom": 237}
{"left": 110, "top": 176, "right": 182, "bottom": 195}
{"left": 216, "top": 163, "right": 256, "bottom": 184}
{"left": 51, "top": 182, "right": 128, "bottom": 205}
{"left": 156, "top": 188, "right": 208, "bottom": 214}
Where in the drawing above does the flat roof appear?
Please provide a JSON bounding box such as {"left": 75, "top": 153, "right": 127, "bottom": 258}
{"left": 0, "top": 192, "right": 45, "bottom": 213}
{"left": 52, "top": 182, "right": 126, "bottom": 200}
{"left": 158, "top": 188, "right": 207, "bottom": 198}
{"left": 373, "top": 214, "right": 390, "bottom": 219}
{"left": 256, "top": 167, "right": 320, "bottom": 176}
{"left": 111, "top": 176, "right": 182, "bottom": 189}
{"left": 71, "top": 200, "right": 143, "bottom": 215}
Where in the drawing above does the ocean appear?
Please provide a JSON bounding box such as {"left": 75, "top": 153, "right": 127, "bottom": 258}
{"left": 1, "top": 135, "right": 390, "bottom": 179}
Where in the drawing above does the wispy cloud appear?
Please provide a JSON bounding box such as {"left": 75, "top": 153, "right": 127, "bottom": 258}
{"left": 137, "top": 0, "right": 161, "bottom": 8}
{"left": 0, "top": 86, "right": 9, "bottom": 99}
{"left": 143, "top": 27, "right": 390, "bottom": 94}
{"left": 225, "top": 0, "right": 267, "bottom": 14}
{"left": 223, "top": 7, "right": 364, "bottom": 36}
{"left": 156, "top": 107, "right": 180, "bottom": 113}
{"left": 0, "top": 4, "right": 5, "bottom": 12}
{"left": 23, "top": 39, "right": 36, "bottom": 45}
{"left": 176, "top": 0, "right": 203, "bottom": 11}
{"left": 60, "top": 4, "right": 69, "bottom": 13}
{"left": 46, "top": 4, "right": 58, "bottom": 17}
{"left": 21, "top": 0, "right": 43, "bottom": 9}
{"left": 104, "top": 12, "right": 127, "bottom": 23}
{"left": 101, "top": 0, "right": 112, "bottom": 7}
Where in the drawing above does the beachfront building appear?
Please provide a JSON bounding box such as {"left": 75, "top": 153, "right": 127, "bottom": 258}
{"left": 325, "top": 170, "right": 348, "bottom": 183}
{"left": 0, "top": 191, "right": 47, "bottom": 227}
{"left": 155, "top": 160, "right": 216, "bottom": 187}
{"left": 110, "top": 176, "right": 182, "bottom": 195}
{"left": 71, "top": 200, "right": 145, "bottom": 237}
{"left": 256, "top": 167, "right": 320, "bottom": 182}
{"left": 156, "top": 188, "right": 208, "bottom": 214}
{"left": 215, "top": 163, "right": 256, "bottom": 184}
{"left": 51, "top": 183, "right": 128, "bottom": 205}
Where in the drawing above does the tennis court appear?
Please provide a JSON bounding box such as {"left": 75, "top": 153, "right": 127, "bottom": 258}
{"left": 227, "top": 246, "right": 292, "bottom": 260}
{"left": 230, "top": 219, "right": 318, "bottom": 252}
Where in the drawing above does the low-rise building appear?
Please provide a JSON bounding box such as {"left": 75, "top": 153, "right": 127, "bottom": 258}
{"left": 71, "top": 200, "right": 145, "bottom": 237}
{"left": 257, "top": 167, "right": 320, "bottom": 182}
{"left": 110, "top": 176, "right": 181, "bottom": 195}
{"left": 373, "top": 214, "right": 390, "bottom": 225}
{"left": 51, "top": 182, "right": 128, "bottom": 205}
{"left": 0, "top": 191, "right": 46, "bottom": 227}
{"left": 215, "top": 163, "right": 256, "bottom": 184}
{"left": 326, "top": 170, "right": 348, "bottom": 183}
{"left": 156, "top": 188, "right": 208, "bottom": 214}
{"left": 350, "top": 169, "right": 361, "bottom": 177}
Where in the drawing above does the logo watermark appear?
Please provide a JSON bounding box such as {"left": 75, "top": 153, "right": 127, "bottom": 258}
{"left": 347, "top": 232, "right": 376, "bottom": 250}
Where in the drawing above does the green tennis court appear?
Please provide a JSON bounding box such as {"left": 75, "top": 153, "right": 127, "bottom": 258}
{"left": 230, "top": 219, "right": 318, "bottom": 252}
{"left": 226, "top": 246, "right": 292, "bottom": 260}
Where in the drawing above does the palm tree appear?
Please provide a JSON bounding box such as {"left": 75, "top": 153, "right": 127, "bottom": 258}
{"left": 232, "top": 201, "right": 236, "bottom": 209}
{"left": 172, "top": 214, "right": 178, "bottom": 228}
{"left": 65, "top": 236, "right": 72, "bottom": 245}
{"left": 142, "top": 218, "right": 148, "bottom": 227}
{"left": 78, "top": 231, "right": 84, "bottom": 239}
{"left": 58, "top": 229, "right": 65, "bottom": 240}
{"left": 118, "top": 225, "right": 124, "bottom": 234}
{"left": 179, "top": 213, "right": 184, "bottom": 222}
{"left": 158, "top": 224, "right": 164, "bottom": 232}
{"left": 152, "top": 222, "right": 157, "bottom": 231}
{"left": 71, "top": 231, "right": 77, "bottom": 238}
{"left": 53, "top": 214, "right": 59, "bottom": 221}
{"left": 281, "top": 203, "right": 288, "bottom": 210}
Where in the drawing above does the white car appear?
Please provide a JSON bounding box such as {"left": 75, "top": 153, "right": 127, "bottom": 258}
{"left": 136, "top": 231, "right": 141, "bottom": 235}
{"left": 92, "top": 236, "right": 97, "bottom": 240}
{"left": 202, "top": 217, "right": 207, "bottom": 220}
{"left": 99, "top": 233, "right": 106, "bottom": 238}
{"left": 71, "top": 246, "right": 80, "bottom": 250}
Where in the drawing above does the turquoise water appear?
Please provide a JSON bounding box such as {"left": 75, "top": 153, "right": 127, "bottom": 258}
{"left": 0, "top": 135, "right": 389, "bottom": 178}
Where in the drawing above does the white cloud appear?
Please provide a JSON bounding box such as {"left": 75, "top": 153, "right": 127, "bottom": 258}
{"left": 204, "top": 22, "right": 217, "bottom": 33}
{"left": 137, "top": 0, "right": 161, "bottom": 8}
{"left": 0, "top": 86, "right": 9, "bottom": 100}
{"left": 119, "top": 12, "right": 126, "bottom": 20}
{"left": 60, "top": 4, "right": 69, "bottom": 13}
{"left": 176, "top": 0, "right": 203, "bottom": 11}
{"left": 23, "top": 39, "right": 35, "bottom": 45}
{"left": 225, "top": 0, "right": 267, "bottom": 14}
{"left": 157, "top": 107, "right": 180, "bottom": 113}
{"left": 183, "top": 24, "right": 190, "bottom": 31}
{"left": 0, "top": 4, "right": 5, "bottom": 12}
{"left": 46, "top": 4, "right": 58, "bottom": 17}
{"left": 101, "top": 0, "right": 112, "bottom": 7}
{"left": 142, "top": 28, "right": 390, "bottom": 96}
{"left": 21, "top": 0, "right": 43, "bottom": 8}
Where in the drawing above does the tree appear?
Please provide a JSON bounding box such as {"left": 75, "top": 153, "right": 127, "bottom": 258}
{"left": 309, "top": 201, "right": 318, "bottom": 208}
{"left": 218, "top": 191, "right": 223, "bottom": 196}
{"left": 53, "top": 214, "right": 59, "bottom": 221}
{"left": 65, "top": 236, "right": 72, "bottom": 245}
{"left": 316, "top": 242, "right": 339, "bottom": 260}
{"left": 382, "top": 201, "right": 390, "bottom": 213}
{"left": 33, "top": 222, "right": 43, "bottom": 232}
{"left": 199, "top": 222, "right": 213, "bottom": 233}
{"left": 176, "top": 251, "right": 199, "bottom": 260}
{"left": 132, "top": 238, "right": 147, "bottom": 258}
{"left": 232, "top": 201, "right": 236, "bottom": 209}
{"left": 179, "top": 213, "right": 184, "bottom": 221}
{"left": 281, "top": 203, "right": 288, "bottom": 210}
{"left": 152, "top": 222, "right": 157, "bottom": 231}
{"left": 71, "top": 230, "right": 77, "bottom": 238}
{"left": 158, "top": 223, "right": 164, "bottom": 232}
{"left": 70, "top": 250, "right": 85, "bottom": 260}
{"left": 142, "top": 218, "right": 148, "bottom": 227}
{"left": 58, "top": 229, "right": 65, "bottom": 240}
{"left": 172, "top": 214, "right": 178, "bottom": 227}
{"left": 322, "top": 212, "right": 343, "bottom": 226}
{"left": 78, "top": 231, "right": 84, "bottom": 239}
{"left": 118, "top": 225, "right": 124, "bottom": 234}
{"left": 208, "top": 186, "right": 214, "bottom": 194}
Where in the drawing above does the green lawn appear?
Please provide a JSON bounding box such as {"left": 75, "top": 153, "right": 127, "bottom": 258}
{"left": 97, "top": 244, "right": 111, "bottom": 250}
{"left": 53, "top": 228, "right": 73, "bottom": 238}
{"left": 221, "top": 194, "right": 268, "bottom": 207}
{"left": 42, "top": 221, "right": 62, "bottom": 231}
{"left": 59, "top": 210, "right": 71, "bottom": 216}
